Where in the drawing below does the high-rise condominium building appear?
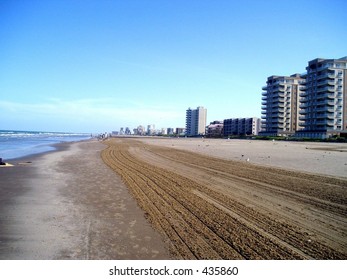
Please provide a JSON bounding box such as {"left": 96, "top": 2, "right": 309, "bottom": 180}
{"left": 185, "top": 106, "right": 207, "bottom": 136}
{"left": 298, "top": 57, "right": 347, "bottom": 138}
{"left": 261, "top": 74, "right": 305, "bottom": 136}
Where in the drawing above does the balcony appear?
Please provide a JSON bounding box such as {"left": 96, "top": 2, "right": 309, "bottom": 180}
{"left": 299, "top": 97, "right": 309, "bottom": 102}
{"left": 299, "top": 109, "right": 310, "bottom": 114}
{"left": 316, "top": 86, "right": 335, "bottom": 93}
{"left": 272, "top": 98, "right": 285, "bottom": 103}
{"left": 317, "top": 71, "right": 335, "bottom": 80}
{"left": 313, "top": 100, "right": 334, "bottom": 106}
{"left": 273, "top": 81, "right": 285, "bottom": 86}
{"left": 271, "top": 113, "right": 284, "bottom": 118}
{"left": 300, "top": 91, "right": 309, "bottom": 97}
{"left": 326, "top": 92, "right": 336, "bottom": 99}
{"left": 316, "top": 106, "right": 328, "bottom": 113}
{"left": 275, "top": 92, "right": 285, "bottom": 97}
{"left": 299, "top": 103, "right": 309, "bottom": 108}
{"left": 315, "top": 120, "right": 332, "bottom": 125}
{"left": 314, "top": 120, "right": 327, "bottom": 125}
{"left": 317, "top": 79, "right": 335, "bottom": 87}
{"left": 261, "top": 96, "right": 267, "bottom": 100}
{"left": 262, "top": 86, "right": 268, "bottom": 90}
{"left": 316, "top": 113, "right": 335, "bottom": 119}
{"left": 317, "top": 93, "right": 335, "bottom": 100}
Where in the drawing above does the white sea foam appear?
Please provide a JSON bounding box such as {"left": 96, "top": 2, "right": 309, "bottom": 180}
{"left": 0, "top": 130, "right": 91, "bottom": 160}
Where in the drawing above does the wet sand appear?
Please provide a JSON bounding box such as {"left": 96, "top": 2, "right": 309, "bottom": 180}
{"left": 0, "top": 140, "right": 171, "bottom": 260}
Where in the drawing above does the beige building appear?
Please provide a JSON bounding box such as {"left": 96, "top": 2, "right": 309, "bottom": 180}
{"left": 261, "top": 74, "right": 305, "bottom": 136}
{"left": 298, "top": 57, "right": 347, "bottom": 138}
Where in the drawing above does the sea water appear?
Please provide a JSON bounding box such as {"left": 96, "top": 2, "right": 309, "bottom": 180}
{"left": 0, "top": 130, "right": 91, "bottom": 160}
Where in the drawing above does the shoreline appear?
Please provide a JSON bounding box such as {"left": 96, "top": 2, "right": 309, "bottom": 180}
{"left": 1, "top": 138, "right": 92, "bottom": 163}
{"left": 0, "top": 140, "right": 171, "bottom": 260}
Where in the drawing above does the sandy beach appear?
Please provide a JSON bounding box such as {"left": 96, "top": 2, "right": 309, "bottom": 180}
{"left": 0, "top": 140, "right": 171, "bottom": 259}
{"left": 1, "top": 137, "right": 346, "bottom": 259}
{"left": 102, "top": 137, "right": 347, "bottom": 259}
{"left": 137, "top": 137, "right": 347, "bottom": 178}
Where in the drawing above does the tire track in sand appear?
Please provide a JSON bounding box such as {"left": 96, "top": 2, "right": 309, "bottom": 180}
{"left": 101, "top": 138, "right": 347, "bottom": 259}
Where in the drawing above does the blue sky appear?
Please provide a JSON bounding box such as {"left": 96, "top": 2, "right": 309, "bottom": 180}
{"left": 0, "top": 0, "right": 346, "bottom": 133}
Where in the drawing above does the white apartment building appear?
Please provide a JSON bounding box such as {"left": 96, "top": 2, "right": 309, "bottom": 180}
{"left": 298, "top": 57, "right": 347, "bottom": 138}
{"left": 185, "top": 106, "right": 207, "bottom": 136}
{"left": 261, "top": 74, "right": 305, "bottom": 136}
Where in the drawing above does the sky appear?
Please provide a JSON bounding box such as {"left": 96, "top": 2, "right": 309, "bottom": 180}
{"left": 0, "top": 0, "right": 346, "bottom": 133}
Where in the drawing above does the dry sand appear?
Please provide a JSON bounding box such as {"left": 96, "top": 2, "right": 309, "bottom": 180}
{"left": 101, "top": 137, "right": 347, "bottom": 259}
{"left": 137, "top": 137, "right": 347, "bottom": 178}
{"left": 0, "top": 140, "right": 170, "bottom": 260}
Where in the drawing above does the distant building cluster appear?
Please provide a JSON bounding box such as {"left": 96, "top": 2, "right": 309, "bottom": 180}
{"left": 261, "top": 56, "right": 347, "bottom": 139}
{"left": 112, "top": 125, "right": 186, "bottom": 137}
{"left": 110, "top": 56, "right": 346, "bottom": 140}
{"left": 186, "top": 106, "right": 260, "bottom": 138}
{"left": 111, "top": 104, "right": 260, "bottom": 138}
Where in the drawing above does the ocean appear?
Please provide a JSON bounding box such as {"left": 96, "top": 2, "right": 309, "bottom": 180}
{"left": 0, "top": 130, "right": 92, "bottom": 160}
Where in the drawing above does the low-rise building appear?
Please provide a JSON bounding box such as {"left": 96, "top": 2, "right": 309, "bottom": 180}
{"left": 176, "top": 128, "right": 185, "bottom": 136}
{"left": 223, "top": 118, "right": 260, "bottom": 137}
{"left": 206, "top": 121, "right": 224, "bottom": 138}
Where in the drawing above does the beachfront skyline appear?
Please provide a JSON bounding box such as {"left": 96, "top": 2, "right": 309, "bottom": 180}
{"left": 1, "top": 0, "right": 346, "bottom": 133}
